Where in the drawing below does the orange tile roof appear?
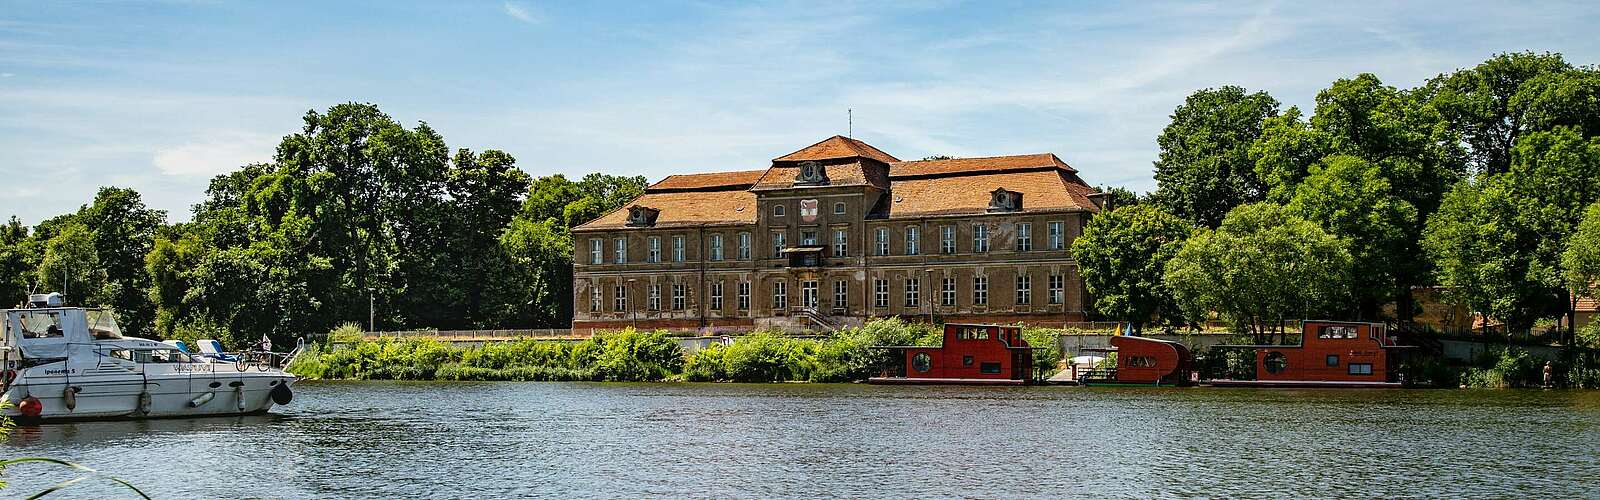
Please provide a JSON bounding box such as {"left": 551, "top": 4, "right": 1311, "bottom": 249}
{"left": 575, "top": 137, "right": 1098, "bottom": 231}
{"left": 648, "top": 169, "right": 765, "bottom": 192}
{"left": 774, "top": 135, "right": 900, "bottom": 164}
{"left": 884, "top": 169, "right": 1097, "bottom": 217}
{"left": 750, "top": 161, "right": 890, "bottom": 191}
{"left": 1579, "top": 295, "right": 1598, "bottom": 313}
{"left": 576, "top": 190, "right": 757, "bottom": 230}
{"left": 889, "top": 153, "right": 1076, "bottom": 177}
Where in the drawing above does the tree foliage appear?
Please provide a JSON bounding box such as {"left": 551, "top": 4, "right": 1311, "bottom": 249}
{"left": 1150, "top": 86, "right": 1280, "bottom": 228}
{"left": 1164, "top": 203, "right": 1352, "bottom": 342}
{"left": 1072, "top": 205, "right": 1191, "bottom": 333}
{"left": 1285, "top": 155, "right": 1418, "bottom": 319}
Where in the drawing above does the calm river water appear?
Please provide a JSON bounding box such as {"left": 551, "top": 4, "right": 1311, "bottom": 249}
{"left": 4, "top": 382, "right": 1599, "bottom": 498}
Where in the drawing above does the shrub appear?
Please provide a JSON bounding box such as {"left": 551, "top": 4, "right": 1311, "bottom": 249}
{"left": 810, "top": 318, "right": 936, "bottom": 382}
{"left": 1021, "top": 327, "right": 1064, "bottom": 378}
{"left": 721, "top": 332, "right": 816, "bottom": 382}
{"left": 1461, "top": 347, "right": 1540, "bottom": 388}
{"left": 682, "top": 343, "right": 729, "bottom": 382}
{"left": 579, "top": 329, "right": 685, "bottom": 381}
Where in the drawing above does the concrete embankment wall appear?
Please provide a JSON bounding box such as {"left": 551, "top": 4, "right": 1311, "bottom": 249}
{"left": 1057, "top": 334, "right": 1565, "bottom": 363}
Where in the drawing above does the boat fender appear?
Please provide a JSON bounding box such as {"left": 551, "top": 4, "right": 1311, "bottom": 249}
{"left": 189, "top": 392, "right": 215, "bottom": 407}
{"left": 17, "top": 396, "right": 42, "bottom": 417}
{"left": 270, "top": 382, "right": 293, "bottom": 405}
{"left": 234, "top": 384, "right": 246, "bottom": 411}
{"left": 137, "top": 391, "right": 152, "bottom": 415}
{"left": 63, "top": 386, "right": 79, "bottom": 411}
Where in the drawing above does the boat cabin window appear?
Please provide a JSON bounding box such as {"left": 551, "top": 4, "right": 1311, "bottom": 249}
{"left": 1318, "top": 325, "right": 1357, "bottom": 339}
{"left": 1264, "top": 352, "right": 1288, "bottom": 374}
{"left": 86, "top": 309, "right": 123, "bottom": 339}
{"left": 956, "top": 327, "right": 990, "bottom": 340}
{"left": 980, "top": 362, "right": 1002, "bottom": 374}
{"left": 912, "top": 353, "right": 932, "bottom": 373}
{"left": 132, "top": 349, "right": 193, "bottom": 364}
{"left": 1348, "top": 363, "right": 1373, "bottom": 375}
{"left": 16, "top": 311, "right": 64, "bottom": 339}
{"left": 1125, "top": 356, "right": 1157, "bottom": 368}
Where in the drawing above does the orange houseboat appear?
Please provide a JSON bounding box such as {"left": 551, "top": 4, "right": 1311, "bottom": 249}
{"left": 1209, "top": 320, "right": 1408, "bottom": 388}
{"left": 869, "top": 323, "right": 1033, "bottom": 385}
{"left": 1075, "top": 335, "right": 1194, "bottom": 386}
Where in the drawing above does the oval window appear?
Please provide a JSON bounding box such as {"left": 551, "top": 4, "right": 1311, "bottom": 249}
{"left": 1264, "top": 351, "right": 1288, "bottom": 374}
{"left": 912, "top": 353, "right": 932, "bottom": 373}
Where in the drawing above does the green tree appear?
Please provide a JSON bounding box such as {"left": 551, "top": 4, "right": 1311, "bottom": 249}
{"left": 0, "top": 217, "right": 36, "bottom": 306}
{"left": 36, "top": 222, "right": 103, "bottom": 305}
{"left": 1072, "top": 205, "right": 1191, "bottom": 333}
{"left": 1565, "top": 201, "right": 1600, "bottom": 310}
{"left": 1150, "top": 86, "right": 1281, "bottom": 227}
{"left": 1423, "top": 178, "right": 1558, "bottom": 333}
{"left": 1164, "top": 203, "right": 1353, "bottom": 343}
{"left": 1425, "top": 51, "right": 1573, "bottom": 175}
{"left": 76, "top": 187, "right": 166, "bottom": 337}
{"left": 1286, "top": 155, "right": 1418, "bottom": 320}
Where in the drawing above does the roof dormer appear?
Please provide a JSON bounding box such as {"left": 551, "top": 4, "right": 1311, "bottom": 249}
{"left": 987, "top": 188, "right": 1023, "bottom": 212}
{"left": 625, "top": 205, "right": 660, "bottom": 227}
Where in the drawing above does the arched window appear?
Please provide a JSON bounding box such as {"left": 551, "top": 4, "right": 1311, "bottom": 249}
{"left": 833, "top": 202, "right": 846, "bottom": 215}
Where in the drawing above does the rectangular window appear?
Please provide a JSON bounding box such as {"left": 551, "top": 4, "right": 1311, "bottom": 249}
{"left": 1326, "top": 354, "right": 1340, "bottom": 367}
{"left": 738, "top": 232, "right": 751, "bottom": 260}
{"left": 973, "top": 224, "right": 989, "bottom": 253}
{"left": 672, "top": 235, "right": 685, "bottom": 262}
{"left": 1348, "top": 363, "right": 1373, "bottom": 375}
{"left": 773, "top": 280, "right": 788, "bottom": 310}
{"left": 738, "top": 281, "right": 751, "bottom": 310}
{"left": 874, "top": 279, "right": 889, "bottom": 308}
{"left": 875, "top": 227, "right": 889, "bottom": 256}
{"left": 1016, "top": 274, "right": 1031, "bottom": 305}
{"left": 1017, "top": 223, "right": 1032, "bottom": 252}
{"left": 833, "top": 228, "right": 847, "bottom": 257}
{"left": 614, "top": 237, "right": 627, "bottom": 264}
{"left": 710, "top": 234, "right": 724, "bottom": 261}
{"left": 980, "top": 362, "right": 1002, "bottom": 374}
{"left": 672, "top": 283, "right": 686, "bottom": 310}
{"left": 1049, "top": 274, "right": 1064, "bottom": 305}
{"left": 833, "top": 202, "right": 846, "bottom": 215}
{"left": 905, "top": 226, "right": 920, "bottom": 255}
{"left": 590, "top": 239, "right": 603, "bottom": 264}
{"left": 904, "top": 278, "right": 920, "bottom": 307}
{"left": 590, "top": 287, "right": 601, "bottom": 312}
{"left": 648, "top": 284, "right": 661, "bottom": 311}
{"left": 648, "top": 236, "right": 661, "bottom": 263}
{"left": 1049, "top": 221, "right": 1065, "bottom": 250}
{"left": 833, "top": 280, "right": 848, "bottom": 310}
{"left": 710, "top": 282, "right": 724, "bottom": 310}
{"left": 942, "top": 278, "right": 956, "bottom": 306}
{"left": 973, "top": 275, "right": 988, "bottom": 305}
{"left": 940, "top": 226, "right": 956, "bottom": 254}
{"left": 772, "top": 231, "right": 786, "bottom": 258}
{"left": 802, "top": 230, "right": 818, "bottom": 246}
{"left": 1319, "top": 325, "right": 1358, "bottom": 339}
{"left": 613, "top": 285, "right": 627, "bottom": 312}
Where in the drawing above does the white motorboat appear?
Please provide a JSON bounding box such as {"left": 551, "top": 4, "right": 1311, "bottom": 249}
{"left": 0, "top": 293, "right": 296, "bottom": 421}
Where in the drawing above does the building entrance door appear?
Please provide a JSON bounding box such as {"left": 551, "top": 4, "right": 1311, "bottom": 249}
{"left": 802, "top": 280, "right": 819, "bottom": 309}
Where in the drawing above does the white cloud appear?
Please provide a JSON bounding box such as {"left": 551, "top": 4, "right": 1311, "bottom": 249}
{"left": 503, "top": 2, "right": 540, "bottom": 24}
{"left": 152, "top": 131, "right": 279, "bottom": 177}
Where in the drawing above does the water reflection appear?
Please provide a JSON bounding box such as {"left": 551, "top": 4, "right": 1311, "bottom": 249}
{"left": 3, "top": 382, "right": 1598, "bottom": 498}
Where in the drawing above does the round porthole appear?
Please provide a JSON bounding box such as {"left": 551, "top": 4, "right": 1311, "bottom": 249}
{"left": 912, "top": 353, "right": 932, "bottom": 373}
{"left": 1264, "top": 352, "right": 1288, "bottom": 374}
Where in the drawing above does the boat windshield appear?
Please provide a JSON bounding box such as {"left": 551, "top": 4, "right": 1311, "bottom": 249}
{"left": 86, "top": 309, "right": 123, "bottom": 340}
{"left": 16, "top": 311, "right": 64, "bottom": 339}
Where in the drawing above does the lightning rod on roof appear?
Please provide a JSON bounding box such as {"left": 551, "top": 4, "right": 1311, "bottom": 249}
{"left": 848, "top": 108, "right": 852, "bottom": 138}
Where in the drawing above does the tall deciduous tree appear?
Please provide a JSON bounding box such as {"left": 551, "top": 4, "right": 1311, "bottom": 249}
{"left": 1425, "top": 51, "right": 1572, "bottom": 175}
{"left": 1164, "top": 203, "right": 1353, "bottom": 343}
{"left": 1151, "top": 86, "right": 1280, "bottom": 228}
{"left": 1286, "top": 155, "right": 1417, "bottom": 320}
{"left": 1565, "top": 202, "right": 1600, "bottom": 305}
{"left": 1072, "top": 205, "right": 1191, "bottom": 333}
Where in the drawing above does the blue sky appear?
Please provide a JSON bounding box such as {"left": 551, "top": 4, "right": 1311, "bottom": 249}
{"left": 2, "top": 1, "right": 1598, "bottom": 223}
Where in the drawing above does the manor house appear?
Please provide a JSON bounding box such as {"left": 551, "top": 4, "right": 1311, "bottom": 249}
{"left": 571, "top": 136, "right": 1108, "bottom": 333}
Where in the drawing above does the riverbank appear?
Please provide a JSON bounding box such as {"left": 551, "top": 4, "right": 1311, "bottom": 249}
{"left": 286, "top": 318, "right": 1065, "bottom": 383}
